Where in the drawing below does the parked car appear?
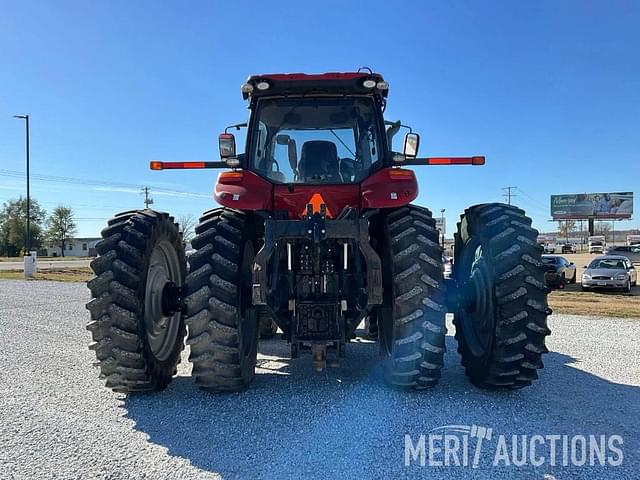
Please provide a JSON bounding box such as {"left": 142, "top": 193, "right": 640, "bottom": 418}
{"left": 542, "top": 243, "right": 556, "bottom": 254}
{"left": 542, "top": 255, "right": 576, "bottom": 288}
{"left": 588, "top": 235, "right": 606, "bottom": 254}
{"left": 561, "top": 243, "right": 577, "bottom": 254}
{"left": 582, "top": 255, "right": 637, "bottom": 293}
{"left": 604, "top": 245, "right": 640, "bottom": 264}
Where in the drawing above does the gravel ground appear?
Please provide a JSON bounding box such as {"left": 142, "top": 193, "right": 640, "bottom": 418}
{"left": 0, "top": 280, "right": 638, "bottom": 479}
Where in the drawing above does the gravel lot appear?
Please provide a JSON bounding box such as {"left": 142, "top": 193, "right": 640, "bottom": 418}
{"left": 1, "top": 280, "right": 638, "bottom": 479}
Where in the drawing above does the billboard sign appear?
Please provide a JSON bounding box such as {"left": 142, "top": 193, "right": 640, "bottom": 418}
{"left": 551, "top": 192, "right": 633, "bottom": 220}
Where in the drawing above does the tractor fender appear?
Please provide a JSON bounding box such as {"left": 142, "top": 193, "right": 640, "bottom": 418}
{"left": 214, "top": 170, "right": 273, "bottom": 211}
{"left": 360, "top": 167, "right": 418, "bottom": 209}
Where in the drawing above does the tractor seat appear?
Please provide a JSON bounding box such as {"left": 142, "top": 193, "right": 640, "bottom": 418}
{"left": 298, "top": 141, "right": 341, "bottom": 182}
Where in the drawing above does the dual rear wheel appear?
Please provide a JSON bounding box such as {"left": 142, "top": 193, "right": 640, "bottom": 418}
{"left": 87, "top": 204, "right": 550, "bottom": 393}
{"left": 380, "top": 203, "right": 551, "bottom": 390}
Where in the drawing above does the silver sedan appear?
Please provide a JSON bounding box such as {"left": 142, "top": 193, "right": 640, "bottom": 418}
{"left": 605, "top": 245, "right": 640, "bottom": 264}
{"left": 581, "top": 255, "right": 637, "bottom": 293}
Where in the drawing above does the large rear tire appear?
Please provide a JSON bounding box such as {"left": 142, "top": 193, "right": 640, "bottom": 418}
{"left": 453, "top": 203, "right": 551, "bottom": 389}
{"left": 86, "top": 210, "right": 187, "bottom": 393}
{"left": 379, "top": 205, "right": 447, "bottom": 389}
{"left": 184, "top": 208, "right": 259, "bottom": 392}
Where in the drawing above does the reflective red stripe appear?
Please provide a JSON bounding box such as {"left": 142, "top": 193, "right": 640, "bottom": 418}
{"left": 257, "top": 72, "right": 367, "bottom": 82}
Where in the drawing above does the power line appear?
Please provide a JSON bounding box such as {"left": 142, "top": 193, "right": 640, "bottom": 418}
{"left": 502, "top": 186, "right": 517, "bottom": 205}
{"left": 0, "top": 169, "right": 210, "bottom": 198}
{"left": 516, "top": 187, "right": 549, "bottom": 210}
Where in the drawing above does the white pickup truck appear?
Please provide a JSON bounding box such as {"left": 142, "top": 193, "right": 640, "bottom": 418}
{"left": 588, "top": 235, "right": 606, "bottom": 254}
{"left": 627, "top": 235, "right": 640, "bottom": 247}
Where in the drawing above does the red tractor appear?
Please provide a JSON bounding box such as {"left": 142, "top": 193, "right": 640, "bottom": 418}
{"left": 86, "top": 71, "right": 551, "bottom": 393}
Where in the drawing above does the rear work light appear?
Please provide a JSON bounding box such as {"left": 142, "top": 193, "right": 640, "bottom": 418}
{"left": 256, "top": 81, "right": 270, "bottom": 91}
{"left": 362, "top": 79, "right": 376, "bottom": 88}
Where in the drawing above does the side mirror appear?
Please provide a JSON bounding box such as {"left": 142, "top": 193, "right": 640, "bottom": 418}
{"left": 219, "top": 133, "right": 236, "bottom": 159}
{"left": 403, "top": 133, "right": 420, "bottom": 158}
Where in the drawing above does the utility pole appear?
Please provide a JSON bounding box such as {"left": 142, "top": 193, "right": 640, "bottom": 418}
{"left": 141, "top": 186, "right": 154, "bottom": 208}
{"left": 502, "top": 186, "right": 517, "bottom": 205}
{"left": 13, "top": 114, "right": 30, "bottom": 254}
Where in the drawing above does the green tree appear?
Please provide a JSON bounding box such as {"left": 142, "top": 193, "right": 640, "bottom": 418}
{"left": 46, "top": 206, "right": 77, "bottom": 257}
{"left": 0, "top": 197, "right": 46, "bottom": 256}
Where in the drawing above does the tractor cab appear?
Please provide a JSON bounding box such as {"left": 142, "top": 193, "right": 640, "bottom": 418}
{"left": 212, "top": 72, "right": 423, "bottom": 220}
{"left": 238, "top": 73, "right": 390, "bottom": 185}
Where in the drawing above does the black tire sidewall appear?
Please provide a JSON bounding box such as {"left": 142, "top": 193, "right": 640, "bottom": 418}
{"left": 237, "top": 237, "right": 259, "bottom": 383}
{"left": 454, "top": 231, "right": 497, "bottom": 370}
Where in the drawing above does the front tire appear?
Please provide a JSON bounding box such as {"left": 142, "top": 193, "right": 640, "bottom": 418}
{"left": 379, "top": 206, "right": 447, "bottom": 389}
{"left": 86, "top": 210, "right": 187, "bottom": 393}
{"left": 184, "top": 208, "right": 259, "bottom": 392}
{"left": 453, "top": 203, "right": 551, "bottom": 389}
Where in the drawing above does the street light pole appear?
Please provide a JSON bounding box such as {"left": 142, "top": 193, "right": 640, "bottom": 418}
{"left": 440, "top": 208, "right": 446, "bottom": 249}
{"left": 13, "top": 114, "right": 30, "bottom": 255}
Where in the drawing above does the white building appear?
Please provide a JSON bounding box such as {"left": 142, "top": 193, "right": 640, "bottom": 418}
{"left": 48, "top": 237, "right": 101, "bottom": 257}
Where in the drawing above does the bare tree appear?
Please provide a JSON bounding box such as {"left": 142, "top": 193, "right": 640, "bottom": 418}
{"left": 177, "top": 214, "right": 197, "bottom": 242}
{"left": 558, "top": 220, "right": 576, "bottom": 240}
{"left": 596, "top": 221, "right": 611, "bottom": 237}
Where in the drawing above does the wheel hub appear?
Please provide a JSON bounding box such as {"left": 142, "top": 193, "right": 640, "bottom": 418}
{"left": 161, "top": 282, "right": 183, "bottom": 316}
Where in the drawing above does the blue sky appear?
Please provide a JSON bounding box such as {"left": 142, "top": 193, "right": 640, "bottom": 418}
{"left": 1, "top": 0, "right": 639, "bottom": 237}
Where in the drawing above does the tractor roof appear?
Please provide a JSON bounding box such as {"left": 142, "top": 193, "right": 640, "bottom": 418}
{"left": 241, "top": 72, "right": 389, "bottom": 100}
